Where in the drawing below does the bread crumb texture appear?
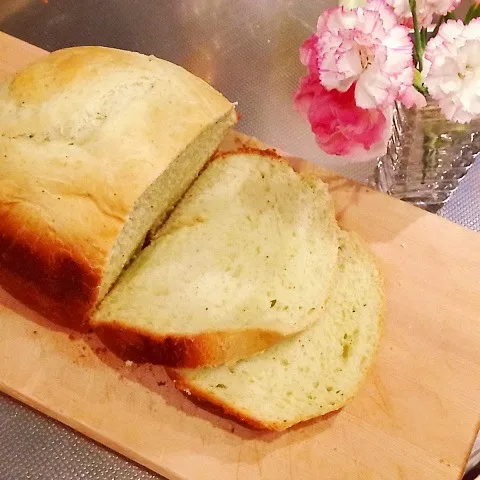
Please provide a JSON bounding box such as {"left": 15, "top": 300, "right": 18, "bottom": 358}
{"left": 94, "top": 152, "right": 339, "bottom": 338}
{"left": 171, "top": 231, "right": 384, "bottom": 430}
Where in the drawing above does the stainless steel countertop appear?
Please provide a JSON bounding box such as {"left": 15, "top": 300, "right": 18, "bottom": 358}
{"left": 0, "top": 1, "right": 478, "bottom": 479}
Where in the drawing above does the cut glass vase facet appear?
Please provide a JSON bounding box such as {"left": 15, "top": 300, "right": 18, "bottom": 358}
{"left": 370, "top": 100, "right": 480, "bottom": 213}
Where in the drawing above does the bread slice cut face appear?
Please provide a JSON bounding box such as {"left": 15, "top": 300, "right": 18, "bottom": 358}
{"left": 169, "top": 231, "right": 384, "bottom": 430}
{"left": 92, "top": 151, "right": 340, "bottom": 367}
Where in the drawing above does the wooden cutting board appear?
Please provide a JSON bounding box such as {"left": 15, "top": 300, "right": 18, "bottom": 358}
{"left": 0, "top": 32, "right": 479, "bottom": 480}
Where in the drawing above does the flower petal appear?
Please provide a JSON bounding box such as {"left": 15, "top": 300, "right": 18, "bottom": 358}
{"left": 399, "top": 85, "right": 427, "bottom": 108}
{"left": 424, "top": 19, "right": 480, "bottom": 123}
{"left": 314, "top": 1, "right": 417, "bottom": 108}
{"left": 355, "top": 65, "right": 391, "bottom": 108}
{"left": 295, "top": 77, "right": 392, "bottom": 160}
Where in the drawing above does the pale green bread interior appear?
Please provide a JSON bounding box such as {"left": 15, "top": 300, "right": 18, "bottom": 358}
{"left": 99, "top": 111, "right": 235, "bottom": 300}
{"left": 94, "top": 153, "right": 339, "bottom": 336}
{"left": 174, "top": 231, "right": 383, "bottom": 430}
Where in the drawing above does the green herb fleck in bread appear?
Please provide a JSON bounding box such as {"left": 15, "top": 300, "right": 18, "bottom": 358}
{"left": 169, "top": 231, "right": 384, "bottom": 430}
{"left": 92, "top": 151, "right": 340, "bottom": 367}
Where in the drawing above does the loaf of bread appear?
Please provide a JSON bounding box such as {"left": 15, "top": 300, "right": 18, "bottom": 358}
{"left": 0, "top": 46, "right": 236, "bottom": 329}
{"left": 169, "top": 231, "right": 384, "bottom": 430}
{"left": 92, "top": 151, "right": 340, "bottom": 367}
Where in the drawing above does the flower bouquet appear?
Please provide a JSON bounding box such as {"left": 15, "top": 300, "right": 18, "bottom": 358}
{"left": 294, "top": 0, "right": 480, "bottom": 211}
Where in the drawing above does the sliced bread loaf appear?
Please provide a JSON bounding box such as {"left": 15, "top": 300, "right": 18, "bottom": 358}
{"left": 0, "top": 46, "right": 235, "bottom": 329}
{"left": 169, "top": 231, "right": 384, "bottom": 430}
{"left": 92, "top": 150, "right": 340, "bottom": 367}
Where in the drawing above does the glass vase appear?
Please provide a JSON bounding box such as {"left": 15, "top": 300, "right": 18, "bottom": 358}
{"left": 370, "top": 98, "right": 480, "bottom": 213}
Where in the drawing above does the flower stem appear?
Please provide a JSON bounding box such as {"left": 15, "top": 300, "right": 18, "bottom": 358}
{"left": 409, "top": 0, "right": 423, "bottom": 71}
{"left": 421, "top": 27, "right": 427, "bottom": 48}
{"left": 432, "top": 16, "right": 444, "bottom": 38}
{"left": 465, "top": 4, "right": 480, "bottom": 24}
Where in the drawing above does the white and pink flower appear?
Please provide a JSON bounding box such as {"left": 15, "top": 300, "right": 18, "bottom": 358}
{"left": 424, "top": 18, "right": 480, "bottom": 123}
{"left": 315, "top": 0, "right": 420, "bottom": 110}
{"left": 293, "top": 0, "right": 426, "bottom": 159}
{"left": 294, "top": 0, "right": 480, "bottom": 159}
{"left": 385, "top": 0, "right": 461, "bottom": 28}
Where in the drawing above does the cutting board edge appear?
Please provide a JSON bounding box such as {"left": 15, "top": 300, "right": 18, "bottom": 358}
{"left": 0, "top": 383, "right": 187, "bottom": 480}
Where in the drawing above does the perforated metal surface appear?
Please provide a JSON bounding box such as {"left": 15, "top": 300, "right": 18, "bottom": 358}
{"left": 0, "top": 393, "right": 160, "bottom": 480}
{"left": 439, "top": 157, "right": 480, "bottom": 231}
{"left": 0, "top": 1, "right": 478, "bottom": 479}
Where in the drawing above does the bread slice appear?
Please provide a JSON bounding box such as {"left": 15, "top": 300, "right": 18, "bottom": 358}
{"left": 169, "top": 231, "right": 384, "bottom": 430}
{"left": 92, "top": 150, "right": 340, "bottom": 367}
{"left": 0, "top": 46, "right": 235, "bottom": 329}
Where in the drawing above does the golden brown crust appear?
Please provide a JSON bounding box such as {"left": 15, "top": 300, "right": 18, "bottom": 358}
{"left": 214, "top": 145, "right": 281, "bottom": 162}
{"left": 0, "top": 211, "right": 101, "bottom": 330}
{"left": 169, "top": 367, "right": 350, "bottom": 431}
{"left": 92, "top": 320, "right": 286, "bottom": 368}
{"left": 166, "top": 369, "right": 275, "bottom": 430}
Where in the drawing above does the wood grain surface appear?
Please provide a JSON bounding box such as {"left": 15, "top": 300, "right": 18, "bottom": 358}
{"left": 0, "top": 32, "right": 479, "bottom": 480}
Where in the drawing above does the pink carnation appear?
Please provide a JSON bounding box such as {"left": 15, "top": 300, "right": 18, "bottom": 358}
{"left": 294, "top": 70, "right": 392, "bottom": 161}
{"left": 315, "top": 0, "right": 421, "bottom": 110}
